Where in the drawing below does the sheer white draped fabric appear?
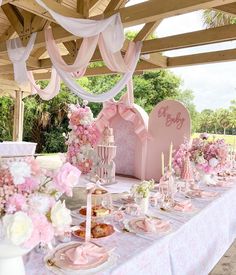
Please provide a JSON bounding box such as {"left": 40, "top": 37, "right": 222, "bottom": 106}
{"left": 35, "top": 0, "right": 124, "bottom": 53}
{"left": 28, "top": 67, "right": 61, "bottom": 100}
{"left": 6, "top": 33, "right": 37, "bottom": 84}
{"left": 45, "top": 28, "right": 142, "bottom": 102}
{"left": 55, "top": 42, "right": 142, "bottom": 102}
{"left": 45, "top": 28, "right": 98, "bottom": 74}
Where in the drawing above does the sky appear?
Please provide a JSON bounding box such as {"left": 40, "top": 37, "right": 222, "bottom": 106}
{"left": 126, "top": 0, "right": 236, "bottom": 112}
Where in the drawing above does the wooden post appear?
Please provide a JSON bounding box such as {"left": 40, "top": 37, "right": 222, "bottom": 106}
{"left": 13, "top": 90, "right": 24, "bottom": 141}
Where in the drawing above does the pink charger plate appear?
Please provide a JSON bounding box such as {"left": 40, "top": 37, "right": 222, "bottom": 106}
{"left": 173, "top": 200, "right": 195, "bottom": 212}
{"left": 128, "top": 218, "right": 171, "bottom": 234}
{"left": 187, "top": 189, "right": 218, "bottom": 198}
{"left": 52, "top": 243, "right": 109, "bottom": 271}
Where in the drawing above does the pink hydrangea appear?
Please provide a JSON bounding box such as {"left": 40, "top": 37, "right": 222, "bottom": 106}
{"left": 17, "top": 177, "right": 39, "bottom": 193}
{"left": 6, "top": 194, "right": 27, "bottom": 213}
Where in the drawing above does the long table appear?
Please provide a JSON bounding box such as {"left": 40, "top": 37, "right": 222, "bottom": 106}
{"left": 0, "top": 141, "right": 37, "bottom": 156}
{"left": 25, "top": 179, "right": 236, "bottom": 275}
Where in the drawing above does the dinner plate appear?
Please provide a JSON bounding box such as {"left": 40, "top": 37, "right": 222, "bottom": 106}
{"left": 44, "top": 242, "right": 117, "bottom": 275}
{"left": 123, "top": 217, "right": 171, "bottom": 235}
{"left": 185, "top": 190, "right": 218, "bottom": 199}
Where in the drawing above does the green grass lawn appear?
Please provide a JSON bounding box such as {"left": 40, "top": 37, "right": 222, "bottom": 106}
{"left": 193, "top": 133, "right": 236, "bottom": 147}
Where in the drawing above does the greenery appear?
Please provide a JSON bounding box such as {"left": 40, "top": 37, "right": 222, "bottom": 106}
{"left": 203, "top": 9, "right": 236, "bottom": 28}
{"left": 1, "top": 27, "right": 236, "bottom": 153}
{"left": 193, "top": 133, "right": 236, "bottom": 146}
{"left": 0, "top": 68, "right": 199, "bottom": 152}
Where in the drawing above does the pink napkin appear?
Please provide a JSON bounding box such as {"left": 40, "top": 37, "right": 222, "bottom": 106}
{"left": 201, "top": 191, "right": 218, "bottom": 198}
{"left": 174, "top": 200, "right": 192, "bottom": 212}
{"left": 143, "top": 218, "right": 157, "bottom": 232}
{"left": 136, "top": 218, "right": 169, "bottom": 233}
{"left": 65, "top": 243, "right": 107, "bottom": 265}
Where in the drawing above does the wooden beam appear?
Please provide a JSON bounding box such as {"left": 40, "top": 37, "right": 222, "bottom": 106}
{"left": 104, "top": 0, "right": 127, "bottom": 13}
{"left": 141, "top": 23, "right": 236, "bottom": 53}
{"left": 9, "top": 0, "right": 83, "bottom": 22}
{"left": 32, "top": 60, "right": 160, "bottom": 79}
{"left": 141, "top": 53, "right": 167, "bottom": 68}
{"left": 1, "top": 4, "right": 24, "bottom": 35}
{"left": 113, "top": 0, "right": 236, "bottom": 27}
{"left": 13, "top": 90, "right": 23, "bottom": 141}
{"left": 4, "top": 20, "right": 236, "bottom": 72}
{"left": 3, "top": 17, "right": 236, "bottom": 57}
{"left": 215, "top": 2, "right": 236, "bottom": 15}
{"left": 134, "top": 20, "right": 162, "bottom": 42}
{"left": 0, "top": 26, "right": 15, "bottom": 42}
{"left": 89, "top": 0, "right": 103, "bottom": 11}
{"left": 77, "top": 0, "right": 90, "bottom": 17}
{"left": 32, "top": 47, "right": 47, "bottom": 58}
{"left": 32, "top": 23, "right": 236, "bottom": 70}
{"left": 9, "top": 0, "right": 236, "bottom": 28}
{"left": 168, "top": 48, "right": 236, "bottom": 67}
{"left": 0, "top": 0, "right": 234, "bottom": 56}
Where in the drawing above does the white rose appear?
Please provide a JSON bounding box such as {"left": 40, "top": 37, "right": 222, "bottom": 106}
{"left": 3, "top": 212, "right": 33, "bottom": 246}
{"left": 209, "top": 158, "right": 219, "bottom": 168}
{"left": 9, "top": 161, "right": 31, "bottom": 185}
{"left": 50, "top": 201, "right": 72, "bottom": 230}
{"left": 28, "top": 193, "right": 51, "bottom": 214}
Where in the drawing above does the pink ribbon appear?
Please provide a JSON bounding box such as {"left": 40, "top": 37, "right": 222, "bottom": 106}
{"left": 96, "top": 95, "right": 148, "bottom": 142}
{"left": 65, "top": 243, "right": 106, "bottom": 264}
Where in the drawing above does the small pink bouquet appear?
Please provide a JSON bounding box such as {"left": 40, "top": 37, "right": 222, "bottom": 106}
{"left": 66, "top": 102, "right": 100, "bottom": 174}
{"left": 0, "top": 158, "right": 81, "bottom": 249}
{"left": 190, "top": 137, "right": 228, "bottom": 174}
{"left": 173, "top": 135, "right": 229, "bottom": 175}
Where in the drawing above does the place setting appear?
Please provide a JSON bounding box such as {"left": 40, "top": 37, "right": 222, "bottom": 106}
{"left": 2, "top": 1, "right": 236, "bottom": 274}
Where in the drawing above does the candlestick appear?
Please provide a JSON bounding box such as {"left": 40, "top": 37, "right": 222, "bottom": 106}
{"left": 168, "top": 142, "right": 173, "bottom": 171}
{"left": 161, "top": 152, "right": 164, "bottom": 176}
{"left": 85, "top": 187, "right": 92, "bottom": 243}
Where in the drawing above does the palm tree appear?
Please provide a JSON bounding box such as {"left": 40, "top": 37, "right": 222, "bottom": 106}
{"left": 203, "top": 9, "right": 236, "bottom": 28}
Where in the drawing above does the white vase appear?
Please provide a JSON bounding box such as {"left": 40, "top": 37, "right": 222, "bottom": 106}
{"left": 200, "top": 172, "right": 216, "bottom": 186}
{"left": 0, "top": 241, "right": 31, "bottom": 275}
{"left": 139, "top": 197, "right": 149, "bottom": 214}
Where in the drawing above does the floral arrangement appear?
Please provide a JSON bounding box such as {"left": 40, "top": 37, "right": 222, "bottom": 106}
{"left": 173, "top": 134, "right": 229, "bottom": 175}
{"left": 131, "top": 179, "right": 155, "bottom": 198}
{"left": 0, "top": 158, "right": 81, "bottom": 248}
{"left": 66, "top": 101, "right": 100, "bottom": 174}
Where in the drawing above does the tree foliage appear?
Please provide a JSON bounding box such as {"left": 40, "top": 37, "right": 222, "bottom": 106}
{"left": 0, "top": 69, "right": 198, "bottom": 152}
{"left": 203, "top": 9, "right": 236, "bottom": 28}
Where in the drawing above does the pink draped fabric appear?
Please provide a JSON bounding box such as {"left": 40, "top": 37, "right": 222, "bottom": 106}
{"left": 44, "top": 27, "right": 142, "bottom": 102}
{"left": 45, "top": 28, "right": 136, "bottom": 75}
{"left": 28, "top": 67, "right": 61, "bottom": 100}
{"left": 45, "top": 28, "right": 98, "bottom": 74}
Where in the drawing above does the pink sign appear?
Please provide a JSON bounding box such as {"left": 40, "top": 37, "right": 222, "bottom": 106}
{"left": 145, "top": 100, "right": 191, "bottom": 181}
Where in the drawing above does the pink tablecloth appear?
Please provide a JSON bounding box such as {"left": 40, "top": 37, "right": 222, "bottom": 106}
{"left": 25, "top": 180, "right": 236, "bottom": 275}
{"left": 0, "top": 141, "right": 37, "bottom": 156}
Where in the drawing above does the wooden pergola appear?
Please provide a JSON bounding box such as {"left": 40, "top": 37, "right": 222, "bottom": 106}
{"left": 1, "top": 0, "right": 236, "bottom": 141}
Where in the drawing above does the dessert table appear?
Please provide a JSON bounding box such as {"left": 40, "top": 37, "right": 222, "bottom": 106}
{"left": 24, "top": 177, "right": 236, "bottom": 275}
{"left": 0, "top": 141, "right": 37, "bottom": 156}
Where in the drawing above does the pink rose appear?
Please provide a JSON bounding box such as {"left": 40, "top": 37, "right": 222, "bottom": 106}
{"left": 53, "top": 163, "right": 81, "bottom": 196}
{"left": 24, "top": 213, "right": 54, "bottom": 248}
